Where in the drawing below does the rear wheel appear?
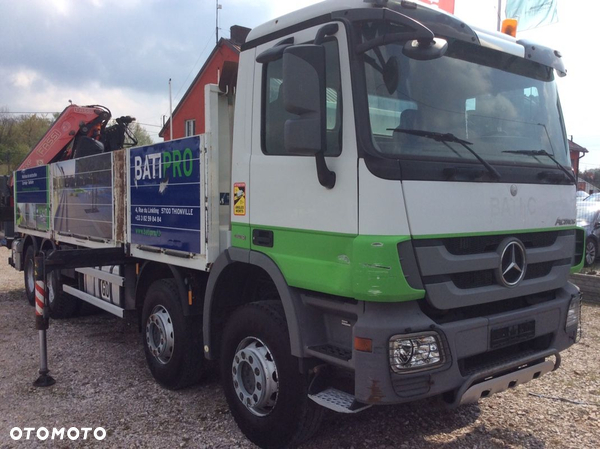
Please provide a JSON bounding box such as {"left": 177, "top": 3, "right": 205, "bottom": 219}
{"left": 142, "top": 279, "right": 204, "bottom": 389}
{"left": 585, "top": 237, "right": 597, "bottom": 266}
{"left": 221, "top": 301, "right": 324, "bottom": 448}
{"left": 23, "top": 246, "right": 36, "bottom": 306}
{"left": 46, "top": 265, "right": 78, "bottom": 319}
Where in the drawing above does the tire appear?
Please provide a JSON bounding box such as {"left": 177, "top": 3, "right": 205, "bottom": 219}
{"left": 23, "top": 246, "right": 36, "bottom": 306}
{"left": 220, "top": 301, "right": 324, "bottom": 449}
{"left": 46, "top": 264, "right": 78, "bottom": 319}
{"left": 142, "top": 279, "right": 203, "bottom": 390}
{"left": 585, "top": 237, "right": 598, "bottom": 266}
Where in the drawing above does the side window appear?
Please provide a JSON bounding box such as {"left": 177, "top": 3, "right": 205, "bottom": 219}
{"left": 185, "top": 119, "right": 196, "bottom": 137}
{"left": 262, "top": 39, "right": 342, "bottom": 156}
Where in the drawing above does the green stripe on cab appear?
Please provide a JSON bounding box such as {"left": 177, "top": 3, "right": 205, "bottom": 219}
{"left": 233, "top": 223, "right": 425, "bottom": 303}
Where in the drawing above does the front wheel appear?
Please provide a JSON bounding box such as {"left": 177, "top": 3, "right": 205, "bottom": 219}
{"left": 585, "top": 237, "right": 598, "bottom": 266}
{"left": 142, "top": 279, "right": 204, "bottom": 390}
{"left": 221, "top": 301, "right": 324, "bottom": 448}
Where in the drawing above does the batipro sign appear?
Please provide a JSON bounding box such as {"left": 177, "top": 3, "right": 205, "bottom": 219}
{"left": 129, "top": 136, "right": 202, "bottom": 254}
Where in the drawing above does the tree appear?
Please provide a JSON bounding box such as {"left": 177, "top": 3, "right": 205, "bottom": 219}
{"left": 105, "top": 120, "right": 154, "bottom": 148}
{"left": 581, "top": 169, "right": 600, "bottom": 185}
{"left": 0, "top": 109, "right": 52, "bottom": 175}
{"left": 129, "top": 122, "right": 153, "bottom": 146}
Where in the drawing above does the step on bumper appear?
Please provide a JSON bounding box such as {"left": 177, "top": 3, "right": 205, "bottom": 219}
{"left": 309, "top": 388, "right": 371, "bottom": 414}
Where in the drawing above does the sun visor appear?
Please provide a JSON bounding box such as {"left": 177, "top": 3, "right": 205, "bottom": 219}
{"left": 517, "top": 39, "right": 567, "bottom": 77}
{"left": 333, "top": 4, "right": 479, "bottom": 46}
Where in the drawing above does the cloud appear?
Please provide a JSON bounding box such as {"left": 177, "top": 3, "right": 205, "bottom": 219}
{"left": 0, "top": 0, "right": 284, "bottom": 135}
{"left": 11, "top": 70, "right": 40, "bottom": 89}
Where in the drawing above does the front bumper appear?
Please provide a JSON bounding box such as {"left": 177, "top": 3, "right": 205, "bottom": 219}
{"left": 352, "top": 282, "right": 579, "bottom": 405}
{"left": 456, "top": 351, "right": 558, "bottom": 406}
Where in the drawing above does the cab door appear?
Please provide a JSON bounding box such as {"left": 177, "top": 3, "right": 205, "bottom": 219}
{"left": 247, "top": 22, "right": 358, "bottom": 297}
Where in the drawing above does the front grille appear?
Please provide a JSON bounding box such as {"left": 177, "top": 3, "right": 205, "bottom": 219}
{"left": 421, "top": 290, "right": 557, "bottom": 324}
{"left": 524, "top": 260, "right": 556, "bottom": 280}
{"left": 447, "top": 260, "right": 558, "bottom": 290}
{"left": 413, "top": 230, "right": 575, "bottom": 310}
{"left": 451, "top": 270, "right": 494, "bottom": 289}
{"left": 441, "top": 231, "right": 565, "bottom": 256}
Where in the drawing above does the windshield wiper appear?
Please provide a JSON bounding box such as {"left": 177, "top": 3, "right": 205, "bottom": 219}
{"left": 502, "top": 150, "right": 576, "bottom": 183}
{"left": 391, "top": 129, "right": 501, "bottom": 180}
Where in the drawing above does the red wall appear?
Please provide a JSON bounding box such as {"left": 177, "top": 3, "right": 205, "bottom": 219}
{"left": 422, "top": 0, "right": 455, "bottom": 14}
{"left": 162, "top": 44, "right": 239, "bottom": 140}
{"left": 570, "top": 151, "right": 579, "bottom": 176}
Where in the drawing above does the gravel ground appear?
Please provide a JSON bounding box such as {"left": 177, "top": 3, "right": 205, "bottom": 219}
{"left": 0, "top": 245, "right": 599, "bottom": 448}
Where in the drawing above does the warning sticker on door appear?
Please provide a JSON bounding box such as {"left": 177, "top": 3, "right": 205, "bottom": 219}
{"left": 233, "top": 182, "right": 246, "bottom": 216}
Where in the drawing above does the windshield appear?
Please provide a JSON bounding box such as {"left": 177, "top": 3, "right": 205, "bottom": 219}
{"left": 361, "top": 29, "right": 570, "bottom": 168}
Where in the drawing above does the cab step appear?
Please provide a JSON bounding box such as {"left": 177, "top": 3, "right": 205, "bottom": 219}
{"left": 308, "top": 388, "right": 371, "bottom": 414}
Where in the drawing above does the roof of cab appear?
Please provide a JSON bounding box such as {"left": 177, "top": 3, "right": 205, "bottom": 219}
{"left": 245, "top": 0, "right": 517, "bottom": 54}
{"left": 243, "top": 0, "right": 565, "bottom": 75}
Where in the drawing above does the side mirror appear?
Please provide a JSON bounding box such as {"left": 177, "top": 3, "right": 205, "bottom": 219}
{"left": 403, "top": 38, "right": 448, "bottom": 61}
{"left": 282, "top": 44, "right": 336, "bottom": 188}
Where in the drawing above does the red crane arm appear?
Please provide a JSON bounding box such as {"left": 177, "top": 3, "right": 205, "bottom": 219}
{"left": 15, "top": 105, "right": 110, "bottom": 172}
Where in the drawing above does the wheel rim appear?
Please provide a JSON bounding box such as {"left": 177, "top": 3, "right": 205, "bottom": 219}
{"left": 47, "top": 274, "right": 55, "bottom": 305}
{"left": 586, "top": 241, "right": 596, "bottom": 265}
{"left": 231, "top": 337, "right": 279, "bottom": 417}
{"left": 146, "top": 305, "right": 175, "bottom": 364}
{"left": 26, "top": 258, "right": 34, "bottom": 294}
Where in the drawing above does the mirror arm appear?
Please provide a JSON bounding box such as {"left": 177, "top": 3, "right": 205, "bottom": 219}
{"left": 256, "top": 37, "right": 295, "bottom": 64}
{"left": 315, "top": 151, "right": 336, "bottom": 189}
{"left": 314, "top": 23, "right": 339, "bottom": 45}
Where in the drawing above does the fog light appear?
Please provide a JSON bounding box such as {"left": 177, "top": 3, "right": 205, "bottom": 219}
{"left": 566, "top": 295, "right": 582, "bottom": 341}
{"left": 389, "top": 332, "right": 444, "bottom": 374}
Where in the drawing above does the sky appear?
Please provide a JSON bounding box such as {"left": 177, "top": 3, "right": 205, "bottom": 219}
{"left": 1, "top": 0, "right": 598, "bottom": 169}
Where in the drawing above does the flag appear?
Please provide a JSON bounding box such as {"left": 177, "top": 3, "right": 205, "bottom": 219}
{"left": 505, "top": 0, "right": 558, "bottom": 31}
{"left": 422, "top": 0, "right": 455, "bottom": 14}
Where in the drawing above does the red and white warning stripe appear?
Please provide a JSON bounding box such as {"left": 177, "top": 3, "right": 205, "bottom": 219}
{"left": 35, "top": 280, "right": 45, "bottom": 316}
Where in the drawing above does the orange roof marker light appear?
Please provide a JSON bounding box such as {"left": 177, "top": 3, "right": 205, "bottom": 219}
{"left": 502, "top": 18, "right": 518, "bottom": 37}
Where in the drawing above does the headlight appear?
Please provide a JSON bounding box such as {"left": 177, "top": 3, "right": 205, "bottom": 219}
{"left": 576, "top": 220, "right": 589, "bottom": 227}
{"left": 566, "top": 295, "right": 582, "bottom": 342}
{"left": 389, "top": 332, "right": 445, "bottom": 373}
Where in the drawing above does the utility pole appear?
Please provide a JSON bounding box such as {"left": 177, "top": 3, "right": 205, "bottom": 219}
{"left": 497, "top": 0, "right": 503, "bottom": 32}
{"left": 169, "top": 79, "right": 173, "bottom": 141}
{"left": 216, "top": 1, "right": 222, "bottom": 45}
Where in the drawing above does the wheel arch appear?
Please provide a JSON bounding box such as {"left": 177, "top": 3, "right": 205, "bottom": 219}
{"left": 23, "top": 234, "right": 40, "bottom": 258}
{"left": 203, "top": 248, "right": 304, "bottom": 361}
{"left": 40, "top": 238, "right": 56, "bottom": 252}
{"left": 136, "top": 261, "right": 188, "bottom": 322}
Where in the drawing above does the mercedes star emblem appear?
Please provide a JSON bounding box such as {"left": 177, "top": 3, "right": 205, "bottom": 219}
{"left": 498, "top": 239, "right": 527, "bottom": 287}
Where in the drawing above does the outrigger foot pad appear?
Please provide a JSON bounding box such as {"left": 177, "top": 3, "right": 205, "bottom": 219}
{"left": 33, "top": 372, "right": 56, "bottom": 387}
